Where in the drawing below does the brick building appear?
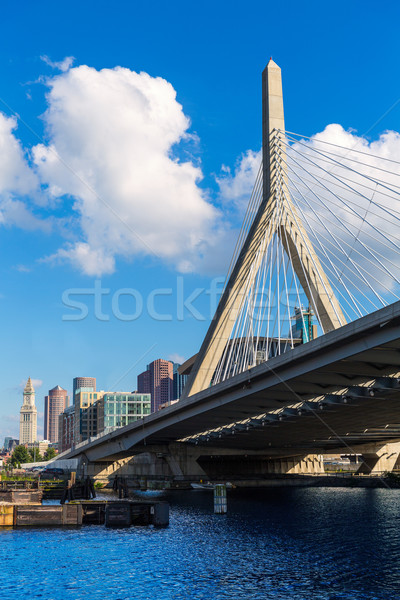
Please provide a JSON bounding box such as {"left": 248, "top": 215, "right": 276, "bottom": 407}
{"left": 44, "top": 385, "right": 69, "bottom": 443}
{"left": 137, "top": 359, "right": 173, "bottom": 412}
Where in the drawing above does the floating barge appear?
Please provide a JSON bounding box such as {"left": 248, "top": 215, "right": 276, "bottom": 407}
{"left": 0, "top": 499, "right": 169, "bottom": 528}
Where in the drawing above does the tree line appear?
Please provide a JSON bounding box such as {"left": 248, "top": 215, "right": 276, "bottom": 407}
{"left": 7, "top": 445, "right": 57, "bottom": 468}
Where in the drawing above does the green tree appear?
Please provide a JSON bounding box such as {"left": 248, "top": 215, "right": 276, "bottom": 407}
{"left": 11, "top": 445, "right": 31, "bottom": 467}
{"left": 28, "top": 448, "right": 43, "bottom": 462}
{"left": 43, "top": 447, "right": 57, "bottom": 461}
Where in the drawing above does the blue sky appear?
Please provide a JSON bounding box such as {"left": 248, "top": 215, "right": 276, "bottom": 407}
{"left": 1, "top": 0, "right": 400, "bottom": 441}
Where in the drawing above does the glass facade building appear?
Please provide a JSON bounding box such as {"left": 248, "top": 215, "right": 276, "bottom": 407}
{"left": 173, "top": 363, "right": 187, "bottom": 401}
{"left": 74, "top": 389, "right": 102, "bottom": 444}
{"left": 97, "top": 393, "right": 151, "bottom": 432}
{"left": 73, "top": 377, "right": 96, "bottom": 401}
{"left": 60, "top": 388, "right": 151, "bottom": 447}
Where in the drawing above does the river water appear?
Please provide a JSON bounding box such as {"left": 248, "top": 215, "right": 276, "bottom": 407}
{"left": 1, "top": 487, "right": 400, "bottom": 599}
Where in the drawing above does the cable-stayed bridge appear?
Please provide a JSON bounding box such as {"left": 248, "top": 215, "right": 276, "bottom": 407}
{"left": 64, "top": 60, "right": 400, "bottom": 480}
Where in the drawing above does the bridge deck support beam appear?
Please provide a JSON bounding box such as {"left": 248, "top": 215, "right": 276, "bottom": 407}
{"left": 356, "top": 441, "right": 400, "bottom": 474}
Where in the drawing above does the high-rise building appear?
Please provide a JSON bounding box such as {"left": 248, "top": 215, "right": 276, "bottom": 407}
{"left": 173, "top": 363, "right": 188, "bottom": 401}
{"left": 74, "top": 388, "right": 104, "bottom": 444}
{"left": 3, "top": 437, "right": 18, "bottom": 452}
{"left": 137, "top": 370, "right": 151, "bottom": 395}
{"left": 19, "top": 377, "right": 37, "bottom": 444}
{"left": 58, "top": 405, "right": 75, "bottom": 453}
{"left": 291, "top": 306, "right": 317, "bottom": 343}
{"left": 44, "top": 386, "right": 69, "bottom": 443}
{"left": 137, "top": 359, "right": 173, "bottom": 412}
{"left": 72, "top": 377, "right": 96, "bottom": 402}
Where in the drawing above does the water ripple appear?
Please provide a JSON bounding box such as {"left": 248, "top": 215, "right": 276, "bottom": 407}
{"left": 1, "top": 488, "right": 400, "bottom": 599}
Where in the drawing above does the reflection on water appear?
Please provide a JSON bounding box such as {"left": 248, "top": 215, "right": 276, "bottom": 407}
{"left": 1, "top": 487, "right": 400, "bottom": 599}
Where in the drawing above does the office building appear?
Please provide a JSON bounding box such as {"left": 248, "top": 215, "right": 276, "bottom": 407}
{"left": 137, "top": 359, "right": 173, "bottom": 412}
{"left": 74, "top": 388, "right": 104, "bottom": 444}
{"left": 97, "top": 392, "right": 151, "bottom": 433}
{"left": 44, "top": 385, "right": 69, "bottom": 443}
{"left": 291, "top": 306, "right": 317, "bottom": 343}
{"left": 19, "top": 377, "right": 37, "bottom": 444}
{"left": 60, "top": 390, "right": 151, "bottom": 448}
{"left": 173, "top": 363, "right": 188, "bottom": 401}
{"left": 3, "top": 437, "right": 18, "bottom": 452}
{"left": 72, "top": 377, "right": 96, "bottom": 401}
{"left": 58, "top": 405, "right": 75, "bottom": 453}
{"left": 137, "top": 369, "right": 151, "bottom": 395}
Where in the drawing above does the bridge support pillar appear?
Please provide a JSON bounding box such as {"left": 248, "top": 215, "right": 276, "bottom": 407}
{"left": 356, "top": 442, "right": 400, "bottom": 475}
{"left": 163, "top": 443, "right": 209, "bottom": 479}
{"left": 271, "top": 454, "right": 325, "bottom": 475}
{"left": 81, "top": 456, "right": 134, "bottom": 479}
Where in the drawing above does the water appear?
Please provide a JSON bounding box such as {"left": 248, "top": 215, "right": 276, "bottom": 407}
{"left": 1, "top": 487, "right": 400, "bottom": 599}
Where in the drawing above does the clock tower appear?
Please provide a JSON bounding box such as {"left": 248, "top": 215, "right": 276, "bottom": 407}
{"left": 19, "top": 377, "right": 37, "bottom": 444}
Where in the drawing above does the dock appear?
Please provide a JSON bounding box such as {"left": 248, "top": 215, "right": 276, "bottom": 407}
{"left": 0, "top": 499, "right": 169, "bottom": 528}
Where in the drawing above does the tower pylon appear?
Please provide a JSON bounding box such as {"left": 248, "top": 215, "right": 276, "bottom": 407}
{"left": 181, "top": 59, "right": 345, "bottom": 399}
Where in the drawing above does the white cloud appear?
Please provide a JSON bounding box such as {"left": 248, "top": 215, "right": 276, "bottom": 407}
{"left": 44, "top": 242, "right": 115, "bottom": 275}
{"left": 33, "top": 65, "right": 219, "bottom": 276}
{"left": 15, "top": 264, "right": 31, "bottom": 273}
{"left": 0, "top": 114, "right": 36, "bottom": 196}
{"left": 217, "top": 149, "right": 261, "bottom": 214}
{"left": 0, "top": 198, "right": 50, "bottom": 231}
{"left": 18, "top": 378, "right": 43, "bottom": 391}
{"left": 2, "top": 59, "right": 399, "bottom": 292}
{"left": 168, "top": 353, "right": 186, "bottom": 364}
{"left": 40, "top": 55, "right": 75, "bottom": 72}
{"left": 0, "top": 113, "right": 47, "bottom": 231}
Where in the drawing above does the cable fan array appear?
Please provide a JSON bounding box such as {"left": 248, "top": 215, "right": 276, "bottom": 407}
{"left": 212, "top": 129, "right": 400, "bottom": 386}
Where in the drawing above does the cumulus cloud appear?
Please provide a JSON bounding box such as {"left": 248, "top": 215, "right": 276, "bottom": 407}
{"left": 33, "top": 65, "right": 219, "bottom": 276}
{"left": 0, "top": 115, "right": 36, "bottom": 195}
{"left": 0, "top": 198, "right": 50, "bottom": 231}
{"left": 0, "top": 114, "right": 48, "bottom": 231}
{"left": 217, "top": 149, "right": 261, "bottom": 214}
{"left": 2, "top": 59, "right": 400, "bottom": 290}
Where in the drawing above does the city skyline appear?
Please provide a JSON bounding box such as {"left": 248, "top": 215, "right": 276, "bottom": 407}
{"left": 2, "top": 0, "right": 400, "bottom": 443}
{"left": 6, "top": 355, "right": 185, "bottom": 441}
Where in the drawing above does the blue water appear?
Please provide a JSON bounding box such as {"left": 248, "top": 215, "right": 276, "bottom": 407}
{"left": 1, "top": 487, "right": 400, "bottom": 600}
